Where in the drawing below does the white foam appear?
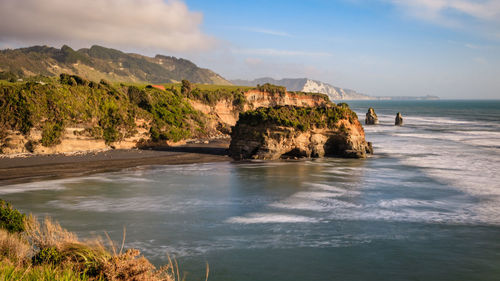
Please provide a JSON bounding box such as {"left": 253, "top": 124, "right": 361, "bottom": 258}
{"left": 0, "top": 177, "right": 88, "bottom": 194}
{"left": 362, "top": 114, "right": 500, "bottom": 225}
{"left": 225, "top": 213, "right": 318, "bottom": 224}
{"left": 377, "top": 199, "right": 451, "bottom": 209}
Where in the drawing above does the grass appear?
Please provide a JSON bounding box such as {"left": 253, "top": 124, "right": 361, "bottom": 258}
{"left": 0, "top": 261, "right": 103, "bottom": 281}
{"left": 0, "top": 201, "right": 191, "bottom": 281}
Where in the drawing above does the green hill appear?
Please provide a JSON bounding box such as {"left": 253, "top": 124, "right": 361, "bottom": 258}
{"left": 0, "top": 45, "right": 231, "bottom": 85}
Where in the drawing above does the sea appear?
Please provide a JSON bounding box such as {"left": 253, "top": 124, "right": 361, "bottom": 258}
{"left": 1, "top": 100, "right": 499, "bottom": 280}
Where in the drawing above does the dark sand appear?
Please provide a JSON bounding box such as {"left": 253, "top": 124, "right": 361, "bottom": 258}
{"left": 0, "top": 140, "right": 231, "bottom": 185}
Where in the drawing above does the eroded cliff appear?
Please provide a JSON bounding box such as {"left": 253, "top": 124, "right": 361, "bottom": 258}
{"left": 229, "top": 105, "right": 373, "bottom": 160}
{"left": 0, "top": 78, "right": 332, "bottom": 155}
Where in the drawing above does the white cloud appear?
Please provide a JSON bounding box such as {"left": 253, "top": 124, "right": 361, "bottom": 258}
{"left": 234, "top": 48, "right": 332, "bottom": 57}
{"left": 0, "top": 0, "right": 215, "bottom": 52}
{"left": 388, "top": 0, "right": 500, "bottom": 23}
{"left": 238, "top": 27, "right": 292, "bottom": 37}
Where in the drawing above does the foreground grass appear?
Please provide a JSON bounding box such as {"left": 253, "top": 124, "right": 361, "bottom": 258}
{"left": 0, "top": 200, "right": 187, "bottom": 281}
{"left": 0, "top": 261, "right": 102, "bottom": 281}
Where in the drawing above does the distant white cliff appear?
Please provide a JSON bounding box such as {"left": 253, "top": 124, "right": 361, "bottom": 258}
{"left": 231, "top": 77, "right": 439, "bottom": 101}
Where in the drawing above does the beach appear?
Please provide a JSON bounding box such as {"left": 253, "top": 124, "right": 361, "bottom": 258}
{"left": 0, "top": 140, "right": 230, "bottom": 185}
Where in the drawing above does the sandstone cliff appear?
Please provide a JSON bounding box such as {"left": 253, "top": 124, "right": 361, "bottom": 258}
{"left": 0, "top": 79, "right": 331, "bottom": 156}
{"left": 229, "top": 105, "right": 373, "bottom": 160}
{"left": 190, "top": 88, "right": 330, "bottom": 127}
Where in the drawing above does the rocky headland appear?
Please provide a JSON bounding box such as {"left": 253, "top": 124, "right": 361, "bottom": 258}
{"left": 0, "top": 78, "right": 329, "bottom": 156}
{"left": 229, "top": 105, "right": 373, "bottom": 160}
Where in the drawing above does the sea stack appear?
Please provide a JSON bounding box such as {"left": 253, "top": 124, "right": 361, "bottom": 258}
{"left": 365, "top": 107, "right": 379, "bottom": 125}
{"left": 395, "top": 112, "right": 403, "bottom": 126}
{"left": 229, "top": 105, "right": 373, "bottom": 160}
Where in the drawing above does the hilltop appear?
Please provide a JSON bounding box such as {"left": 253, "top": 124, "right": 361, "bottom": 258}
{"left": 0, "top": 45, "right": 230, "bottom": 85}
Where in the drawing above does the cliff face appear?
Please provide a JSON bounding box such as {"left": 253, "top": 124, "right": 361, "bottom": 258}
{"left": 0, "top": 79, "right": 332, "bottom": 156}
{"left": 189, "top": 89, "right": 330, "bottom": 127}
{"left": 229, "top": 106, "right": 373, "bottom": 160}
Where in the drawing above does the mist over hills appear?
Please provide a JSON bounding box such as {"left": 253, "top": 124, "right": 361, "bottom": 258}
{"left": 0, "top": 45, "right": 230, "bottom": 84}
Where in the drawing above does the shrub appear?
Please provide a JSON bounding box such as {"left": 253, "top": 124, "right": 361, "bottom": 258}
{"left": 0, "top": 87, "right": 34, "bottom": 134}
{"left": 59, "top": 74, "right": 89, "bottom": 86}
{"left": 32, "top": 247, "right": 62, "bottom": 265}
{"left": 0, "top": 200, "right": 26, "bottom": 233}
{"left": 41, "top": 121, "right": 64, "bottom": 147}
{"left": 0, "top": 229, "right": 31, "bottom": 266}
{"left": 99, "top": 101, "right": 124, "bottom": 144}
{"left": 237, "top": 105, "right": 358, "bottom": 131}
{"left": 127, "top": 86, "right": 151, "bottom": 111}
{"left": 180, "top": 79, "right": 191, "bottom": 95}
{"left": 99, "top": 79, "right": 111, "bottom": 87}
{"left": 257, "top": 83, "right": 287, "bottom": 96}
{"left": 232, "top": 91, "right": 246, "bottom": 111}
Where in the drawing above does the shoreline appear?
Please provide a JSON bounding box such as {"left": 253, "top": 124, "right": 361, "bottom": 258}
{"left": 0, "top": 140, "right": 231, "bottom": 186}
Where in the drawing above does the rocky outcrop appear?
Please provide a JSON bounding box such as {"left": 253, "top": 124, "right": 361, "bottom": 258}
{"left": 190, "top": 89, "right": 331, "bottom": 128}
{"left": 365, "top": 107, "right": 379, "bottom": 125}
{"left": 229, "top": 105, "right": 373, "bottom": 160}
{"left": 0, "top": 80, "right": 331, "bottom": 156}
{"left": 395, "top": 112, "right": 403, "bottom": 126}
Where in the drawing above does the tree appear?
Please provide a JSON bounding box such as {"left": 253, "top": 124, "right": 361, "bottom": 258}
{"left": 181, "top": 79, "right": 192, "bottom": 95}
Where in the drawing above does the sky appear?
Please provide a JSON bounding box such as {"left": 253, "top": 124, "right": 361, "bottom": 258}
{"left": 0, "top": 0, "right": 499, "bottom": 99}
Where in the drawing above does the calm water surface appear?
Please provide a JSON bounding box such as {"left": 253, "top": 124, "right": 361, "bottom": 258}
{"left": 2, "top": 100, "right": 500, "bottom": 280}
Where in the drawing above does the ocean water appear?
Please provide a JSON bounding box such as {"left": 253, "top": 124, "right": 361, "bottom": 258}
{"left": 1, "top": 100, "right": 500, "bottom": 280}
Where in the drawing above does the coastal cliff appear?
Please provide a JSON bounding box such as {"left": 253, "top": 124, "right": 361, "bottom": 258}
{"left": 0, "top": 78, "right": 331, "bottom": 155}
{"left": 190, "top": 84, "right": 330, "bottom": 127}
{"left": 229, "top": 105, "right": 373, "bottom": 160}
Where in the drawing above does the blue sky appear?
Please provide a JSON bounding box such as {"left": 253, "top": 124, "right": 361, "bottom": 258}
{"left": 1, "top": 0, "right": 499, "bottom": 98}
{"left": 182, "top": 0, "right": 500, "bottom": 99}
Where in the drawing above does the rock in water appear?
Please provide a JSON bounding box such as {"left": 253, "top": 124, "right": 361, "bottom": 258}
{"left": 229, "top": 105, "right": 373, "bottom": 160}
{"left": 395, "top": 112, "right": 403, "bottom": 126}
{"left": 365, "top": 107, "right": 379, "bottom": 125}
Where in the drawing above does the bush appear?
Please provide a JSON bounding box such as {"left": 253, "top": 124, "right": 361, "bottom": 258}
{"left": 257, "top": 83, "right": 287, "bottom": 96}
{"left": 232, "top": 91, "right": 246, "bottom": 111}
{"left": 180, "top": 79, "right": 191, "bottom": 95}
{"left": 41, "top": 121, "right": 64, "bottom": 147}
{"left": 0, "top": 87, "right": 34, "bottom": 134}
{"left": 32, "top": 247, "right": 63, "bottom": 265}
{"left": 99, "top": 101, "right": 124, "bottom": 144}
{"left": 0, "top": 200, "right": 26, "bottom": 233}
{"left": 59, "top": 74, "right": 89, "bottom": 86}
{"left": 237, "top": 105, "right": 357, "bottom": 131}
{"left": 127, "top": 86, "right": 151, "bottom": 111}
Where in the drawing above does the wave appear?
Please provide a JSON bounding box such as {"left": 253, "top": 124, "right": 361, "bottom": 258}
{"left": 225, "top": 213, "right": 318, "bottom": 224}
{"left": 0, "top": 180, "right": 68, "bottom": 194}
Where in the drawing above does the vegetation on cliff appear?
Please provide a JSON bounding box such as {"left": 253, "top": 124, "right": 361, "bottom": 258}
{"left": 0, "top": 200, "right": 184, "bottom": 280}
{"left": 237, "top": 104, "right": 357, "bottom": 132}
{"left": 0, "top": 74, "right": 205, "bottom": 148}
{"left": 0, "top": 73, "right": 335, "bottom": 153}
{"left": 174, "top": 79, "right": 249, "bottom": 111}
{"left": 230, "top": 104, "right": 371, "bottom": 160}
